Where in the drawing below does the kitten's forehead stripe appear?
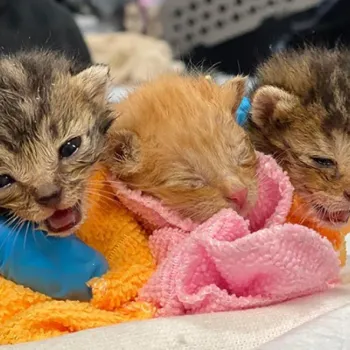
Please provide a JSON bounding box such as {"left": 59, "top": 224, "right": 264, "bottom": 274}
{"left": 255, "top": 47, "right": 350, "bottom": 134}
{"left": 0, "top": 60, "right": 27, "bottom": 93}
{"left": 0, "top": 51, "right": 77, "bottom": 149}
{"left": 50, "top": 123, "right": 59, "bottom": 139}
{"left": 0, "top": 135, "right": 19, "bottom": 153}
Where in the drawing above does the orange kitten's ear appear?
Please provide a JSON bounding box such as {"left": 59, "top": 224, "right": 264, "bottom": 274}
{"left": 221, "top": 75, "right": 247, "bottom": 112}
{"left": 108, "top": 129, "right": 141, "bottom": 174}
{"left": 73, "top": 64, "right": 110, "bottom": 104}
{"left": 251, "top": 86, "right": 297, "bottom": 127}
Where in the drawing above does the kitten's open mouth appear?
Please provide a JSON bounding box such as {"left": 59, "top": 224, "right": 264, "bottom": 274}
{"left": 312, "top": 204, "right": 350, "bottom": 226}
{"left": 45, "top": 203, "right": 82, "bottom": 233}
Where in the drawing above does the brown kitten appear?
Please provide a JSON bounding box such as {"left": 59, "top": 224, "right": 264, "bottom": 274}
{"left": 0, "top": 50, "right": 114, "bottom": 236}
{"left": 247, "top": 46, "right": 350, "bottom": 228}
{"left": 105, "top": 74, "right": 258, "bottom": 223}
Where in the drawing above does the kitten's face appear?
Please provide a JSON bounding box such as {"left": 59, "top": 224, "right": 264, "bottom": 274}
{"left": 105, "top": 75, "right": 258, "bottom": 223}
{"left": 0, "top": 52, "right": 113, "bottom": 236}
{"left": 249, "top": 49, "right": 350, "bottom": 229}
{"left": 280, "top": 123, "right": 350, "bottom": 228}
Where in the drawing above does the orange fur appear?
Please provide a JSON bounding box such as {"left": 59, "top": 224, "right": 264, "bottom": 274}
{"left": 105, "top": 74, "right": 258, "bottom": 223}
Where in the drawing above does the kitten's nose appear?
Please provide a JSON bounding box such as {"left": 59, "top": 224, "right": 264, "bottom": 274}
{"left": 344, "top": 190, "right": 350, "bottom": 202}
{"left": 230, "top": 188, "right": 248, "bottom": 209}
{"left": 34, "top": 184, "right": 62, "bottom": 208}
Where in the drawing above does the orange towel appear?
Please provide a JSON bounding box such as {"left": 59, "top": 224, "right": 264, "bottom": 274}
{"left": 0, "top": 169, "right": 156, "bottom": 345}
{"left": 286, "top": 195, "right": 349, "bottom": 266}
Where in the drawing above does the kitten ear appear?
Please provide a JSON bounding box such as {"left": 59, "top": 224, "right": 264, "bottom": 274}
{"left": 221, "top": 75, "right": 247, "bottom": 112}
{"left": 108, "top": 129, "right": 141, "bottom": 174}
{"left": 251, "top": 86, "right": 297, "bottom": 127}
{"left": 73, "top": 64, "right": 110, "bottom": 104}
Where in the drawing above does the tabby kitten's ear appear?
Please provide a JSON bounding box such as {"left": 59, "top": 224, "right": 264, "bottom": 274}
{"left": 108, "top": 129, "right": 141, "bottom": 175}
{"left": 251, "top": 85, "right": 298, "bottom": 128}
{"left": 221, "top": 75, "right": 247, "bottom": 112}
{"left": 73, "top": 64, "right": 110, "bottom": 104}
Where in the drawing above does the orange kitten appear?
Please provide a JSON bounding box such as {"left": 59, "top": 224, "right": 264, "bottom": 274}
{"left": 105, "top": 74, "right": 258, "bottom": 223}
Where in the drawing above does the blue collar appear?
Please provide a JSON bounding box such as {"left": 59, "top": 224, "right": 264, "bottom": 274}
{"left": 236, "top": 97, "right": 251, "bottom": 127}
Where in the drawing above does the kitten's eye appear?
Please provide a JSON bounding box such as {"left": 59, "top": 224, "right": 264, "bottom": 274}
{"left": 311, "top": 157, "right": 336, "bottom": 168}
{"left": 186, "top": 178, "right": 205, "bottom": 189}
{"left": 59, "top": 136, "right": 82, "bottom": 158}
{"left": 0, "top": 174, "right": 14, "bottom": 189}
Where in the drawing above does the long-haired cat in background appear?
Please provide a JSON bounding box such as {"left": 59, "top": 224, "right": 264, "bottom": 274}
{"left": 0, "top": 50, "right": 114, "bottom": 236}
{"left": 85, "top": 32, "right": 185, "bottom": 85}
{"left": 105, "top": 74, "right": 258, "bottom": 222}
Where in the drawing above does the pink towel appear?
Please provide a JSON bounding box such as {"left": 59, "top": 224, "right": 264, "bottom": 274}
{"left": 111, "top": 153, "right": 340, "bottom": 316}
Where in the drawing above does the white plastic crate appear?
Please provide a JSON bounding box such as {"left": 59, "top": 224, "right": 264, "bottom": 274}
{"left": 160, "top": 0, "right": 321, "bottom": 55}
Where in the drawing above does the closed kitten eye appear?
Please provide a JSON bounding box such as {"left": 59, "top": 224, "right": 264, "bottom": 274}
{"left": 59, "top": 136, "right": 82, "bottom": 159}
{"left": 166, "top": 176, "right": 205, "bottom": 189}
{"left": 0, "top": 174, "right": 14, "bottom": 189}
{"left": 185, "top": 178, "right": 206, "bottom": 189}
{"left": 311, "top": 156, "right": 336, "bottom": 168}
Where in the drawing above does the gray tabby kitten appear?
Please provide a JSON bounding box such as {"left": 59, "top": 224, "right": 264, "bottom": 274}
{"left": 0, "top": 50, "right": 114, "bottom": 236}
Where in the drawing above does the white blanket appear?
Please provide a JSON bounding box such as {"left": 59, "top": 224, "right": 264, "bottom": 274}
{"left": 1, "top": 283, "right": 350, "bottom": 350}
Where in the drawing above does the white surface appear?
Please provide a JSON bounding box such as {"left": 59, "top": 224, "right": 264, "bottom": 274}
{"left": 2, "top": 285, "right": 350, "bottom": 350}
{"left": 107, "top": 74, "right": 233, "bottom": 103}
{"left": 75, "top": 14, "right": 116, "bottom": 33}
{"left": 259, "top": 304, "right": 350, "bottom": 349}
{"left": 109, "top": 86, "right": 134, "bottom": 102}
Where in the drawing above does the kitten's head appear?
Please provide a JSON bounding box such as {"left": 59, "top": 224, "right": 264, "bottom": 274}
{"left": 105, "top": 74, "right": 258, "bottom": 223}
{"left": 0, "top": 51, "right": 114, "bottom": 235}
{"left": 248, "top": 47, "right": 350, "bottom": 228}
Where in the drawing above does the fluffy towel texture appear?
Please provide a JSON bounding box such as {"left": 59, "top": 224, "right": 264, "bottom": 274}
{"left": 0, "top": 170, "right": 156, "bottom": 345}
{"left": 111, "top": 153, "right": 340, "bottom": 316}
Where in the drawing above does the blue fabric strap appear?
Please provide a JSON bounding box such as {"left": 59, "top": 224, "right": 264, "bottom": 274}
{"left": 0, "top": 217, "right": 108, "bottom": 301}
{"left": 236, "top": 97, "right": 251, "bottom": 127}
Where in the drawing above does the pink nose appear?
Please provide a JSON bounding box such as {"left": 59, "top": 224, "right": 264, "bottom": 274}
{"left": 230, "top": 188, "right": 248, "bottom": 209}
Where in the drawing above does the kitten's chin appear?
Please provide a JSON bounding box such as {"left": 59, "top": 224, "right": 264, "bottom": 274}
{"left": 44, "top": 202, "right": 82, "bottom": 237}
{"left": 310, "top": 203, "right": 350, "bottom": 229}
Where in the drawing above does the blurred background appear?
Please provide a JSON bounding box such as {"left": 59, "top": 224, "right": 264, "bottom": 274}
{"left": 0, "top": 0, "right": 349, "bottom": 85}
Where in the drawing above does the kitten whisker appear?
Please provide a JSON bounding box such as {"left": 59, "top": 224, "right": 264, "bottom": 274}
{"left": 0, "top": 217, "right": 20, "bottom": 253}
{"left": 23, "top": 221, "right": 31, "bottom": 251}
{"left": 85, "top": 187, "right": 116, "bottom": 197}
{"left": 85, "top": 191, "right": 116, "bottom": 203}
{"left": 9, "top": 219, "right": 25, "bottom": 258}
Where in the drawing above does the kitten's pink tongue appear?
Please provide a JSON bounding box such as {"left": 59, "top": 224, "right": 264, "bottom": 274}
{"left": 46, "top": 207, "right": 81, "bottom": 233}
